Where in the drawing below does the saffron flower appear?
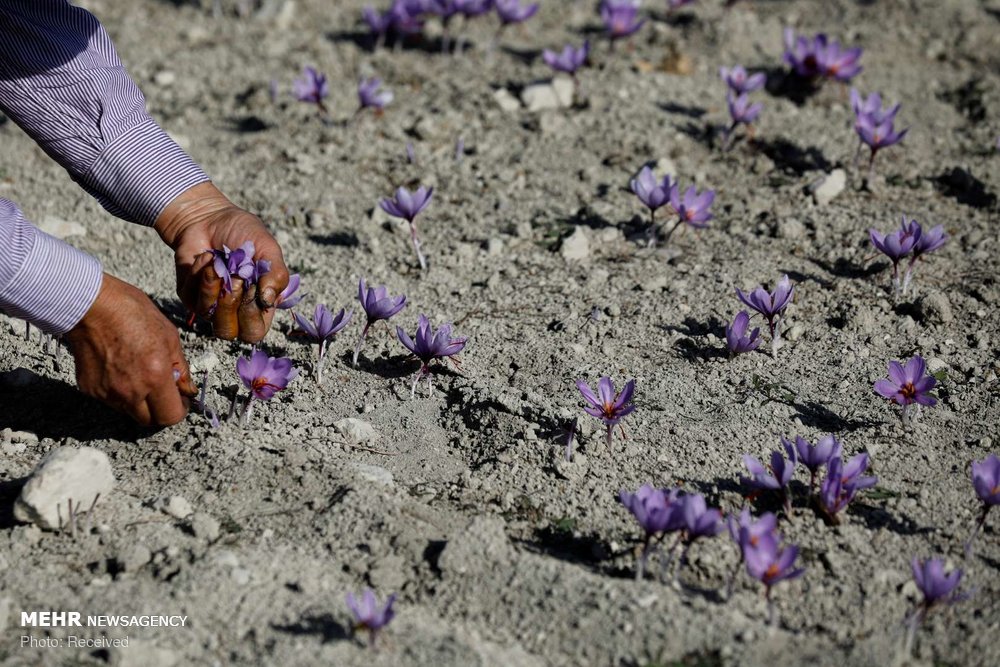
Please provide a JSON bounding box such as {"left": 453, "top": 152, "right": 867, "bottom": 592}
{"left": 741, "top": 442, "right": 797, "bottom": 515}
{"left": 735, "top": 274, "right": 794, "bottom": 357}
{"left": 870, "top": 217, "right": 921, "bottom": 294}
{"left": 358, "top": 77, "right": 394, "bottom": 112}
{"left": 725, "top": 311, "right": 761, "bottom": 356}
{"left": 542, "top": 42, "right": 589, "bottom": 76}
{"left": 681, "top": 494, "right": 723, "bottom": 542}
{"left": 380, "top": 185, "right": 434, "bottom": 270}
{"left": 292, "top": 66, "right": 329, "bottom": 111}
{"left": 785, "top": 434, "right": 841, "bottom": 493}
{"left": 720, "top": 65, "right": 766, "bottom": 95}
{"left": 494, "top": 0, "right": 539, "bottom": 26}
{"left": 576, "top": 376, "right": 636, "bottom": 448}
{"left": 669, "top": 183, "right": 715, "bottom": 231}
{"left": 236, "top": 350, "right": 298, "bottom": 424}
{"left": 620, "top": 484, "right": 684, "bottom": 579}
{"left": 630, "top": 166, "right": 674, "bottom": 243}
{"left": 292, "top": 304, "right": 352, "bottom": 383}
{"left": 904, "top": 222, "right": 947, "bottom": 293}
{"left": 211, "top": 242, "right": 256, "bottom": 294}
{"left": 276, "top": 274, "right": 304, "bottom": 310}
{"left": 725, "top": 508, "right": 778, "bottom": 598}
{"left": 354, "top": 279, "right": 407, "bottom": 366}
{"left": 744, "top": 533, "right": 804, "bottom": 624}
{"left": 600, "top": 0, "right": 645, "bottom": 44}
{"left": 966, "top": 454, "right": 1000, "bottom": 556}
{"left": 851, "top": 89, "right": 900, "bottom": 127}
{"left": 363, "top": 6, "right": 393, "bottom": 46}
{"left": 724, "top": 92, "right": 762, "bottom": 149}
{"left": 346, "top": 589, "right": 397, "bottom": 648}
{"left": 818, "top": 453, "right": 877, "bottom": 520}
{"left": 783, "top": 29, "right": 862, "bottom": 82}
{"left": 874, "top": 355, "right": 937, "bottom": 425}
{"left": 905, "top": 558, "right": 968, "bottom": 656}
{"left": 855, "top": 108, "right": 908, "bottom": 179}
{"left": 396, "top": 314, "right": 467, "bottom": 396}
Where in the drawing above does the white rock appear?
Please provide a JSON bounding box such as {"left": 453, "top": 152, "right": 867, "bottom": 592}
{"left": 560, "top": 226, "right": 590, "bottom": 261}
{"left": 157, "top": 495, "right": 193, "bottom": 520}
{"left": 38, "top": 216, "right": 86, "bottom": 239}
{"left": 14, "top": 447, "right": 114, "bottom": 530}
{"left": 551, "top": 75, "right": 575, "bottom": 107}
{"left": 521, "top": 82, "right": 571, "bottom": 112}
{"left": 350, "top": 463, "right": 394, "bottom": 488}
{"left": 811, "top": 169, "right": 846, "bottom": 205}
{"left": 153, "top": 70, "right": 176, "bottom": 87}
{"left": 493, "top": 88, "right": 521, "bottom": 113}
{"left": 334, "top": 418, "right": 378, "bottom": 443}
{"left": 190, "top": 351, "right": 220, "bottom": 374}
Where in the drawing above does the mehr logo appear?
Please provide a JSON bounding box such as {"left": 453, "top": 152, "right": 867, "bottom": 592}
{"left": 21, "top": 612, "right": 82, "bottom": 627}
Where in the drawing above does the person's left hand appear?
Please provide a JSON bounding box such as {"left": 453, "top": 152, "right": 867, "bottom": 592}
{"left": 154, "top": 182, "right": 290, "bottom": 343}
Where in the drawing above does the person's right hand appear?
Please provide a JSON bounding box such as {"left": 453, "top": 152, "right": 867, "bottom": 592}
{"left": 63, "top": 273, "right": 197, "bottom": 426}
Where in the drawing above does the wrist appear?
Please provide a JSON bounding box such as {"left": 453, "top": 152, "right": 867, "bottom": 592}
{"left": 153, "top": 182, "right": 235, "bottom": 248}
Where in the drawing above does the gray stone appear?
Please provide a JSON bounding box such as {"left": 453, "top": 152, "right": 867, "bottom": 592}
{"left": 350, "top": 463, "right": 395, "bottom": 488}
{"left": 916, "top": 292, "right": 954, "bottom": 324}
{"left": 493, "top": 88, "right": 521, "bottom": 113}
{"left": 14, "top": 447, "right": 114, "bottom": 530}
{"left": 811, "top": 169, "right": 846, "bottom": 205}
{"left": 777, "top": 217, "right": 806, "bottom": 239}
{"left": 115, "top": 544, "right": 152, "bottom": 572}
{"left": 560, "top": 226, "right": 590, "bottom": 261}
{"left": 157, "top": 495, "right": 194, "bottom": 520}
{"left": 334, "top": 418, "right": 378, "bottom": 444}
{"left": 189, "top": 512, "right": 221, "bottom": 542}
{"left": 37, "top": 216, "right": 87, "bottom": 239}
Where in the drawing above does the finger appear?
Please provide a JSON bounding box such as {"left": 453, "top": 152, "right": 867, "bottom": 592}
{"left": 195, "top": 263, "right": 224, "bottom": 317}
{"left": 124, "top": 397, "right": 153, "bottom": 427}
{"left": 146, "top": 383, "right": 188, "bottom": 426}
{"left": 212, "top": 277, "right": 243, "bottom": 340}
{"left": 179, "top": 251, "right": 215, "bottom": 312}
{"left": 237, "top": 283, "right": 268, "bottom": 344}
{"left": 253, "top": 240, "right": 290, "bottom": 309}
{"left": 172, "top": 362, "right": 199, "bottom": 399}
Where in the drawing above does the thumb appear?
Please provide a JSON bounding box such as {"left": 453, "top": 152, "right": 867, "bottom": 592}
{"left": 253, "top": 237, "right": 289, "bottom": 309}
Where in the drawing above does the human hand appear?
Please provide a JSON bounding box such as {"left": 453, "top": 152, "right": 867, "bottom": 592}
{"left": 64, "top": 273, "right": 197, "bottom": 426}
{"left": 154, "top": 182, "right": 290, "bottom": 343}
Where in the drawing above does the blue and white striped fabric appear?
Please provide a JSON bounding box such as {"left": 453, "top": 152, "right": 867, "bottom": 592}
{"left": 0, "top": 0, "right": 209, "bottom": 334}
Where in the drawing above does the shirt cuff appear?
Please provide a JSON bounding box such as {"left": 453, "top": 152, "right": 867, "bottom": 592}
{"left": 0, "top": 228, "right": 103, "bottom": 335}
{"left": 82, "top": 117, "right": 210, "bottom": 226}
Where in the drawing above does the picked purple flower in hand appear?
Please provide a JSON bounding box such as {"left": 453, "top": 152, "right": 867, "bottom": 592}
{"left": 735, "top": 274, "right": 794, "bottom": 358}
{"left": 397, "top": 314, "right": 467, "bottom": 396}
{"left": 380, "top": 185, "right": 434, "bottom": 270}
{"left": 276, "top": 274, "right": 304, "bottom": 310}
{"left": 236, "top": 350, "right": 298, "bottom": 425}
{"left": 357, "top": 77, "right": 394, "bottom": 113}
{"left": 576, "top": 376, "right": 636, "bottom": 448}
{"left": 292, "top": 66, "right": 329, "bottom": 112}
{"left": 354, "top": 278, "right": 407, "bottom": 366}
{"left": 292, "top": 304, "right": 352, "bottom": 383}
{"left": 347, "top": 588, "right": 397, "bottom": 648}
{"left": 211, "top": 241, "right": 256, "bottom": 294}
{"left": 874, "top": 355, "right": 937, "bottom": 426}
{"left": 720, "top": 65, "right": 766, "bottom": 95}
{"left": 725, "top": 311, "right": 761, "bottom": 356}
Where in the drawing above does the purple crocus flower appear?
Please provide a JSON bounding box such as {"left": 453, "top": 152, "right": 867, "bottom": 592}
{"left": 363, "top": 6, "right": 394, "bottom": 45}
{"left": 901, "top": 221, "right": 947, "bottom": 294}
{"left": 744, "top": 533, "right": 805, "bottom": 610}
{"left": 727, "top": 508, "right": 778, "bottom": 558}
{"left": 397, "top": 314, "right": 467, "bottom": 396}
{"left": 211, "top": 241, "right": 256, "bottom": 294}
{"left": 600, "top": 0, "right": 645, "bottom": 43}
{"left": 292, "top": 66, "right": 329, "bottom": 111}
{"left": 783, "top": 29, "right": 861, "bottom": 83}
{"left": 735, "top": 274, "right": 793, "bottom": 357}
{"left": 668, "top": 183, "right": 715, "bottom": 243}
{"left": 620, "top": 484, "right": 684, "bottom": 579}
{"left": 388, "top": 0, "right": 426, "bottom": 35}
{"left": 630, "top": 166, "right": 674, "bottom": 242}
{"left": 966, "top": 454, "right": 1000, "bottom": 555}
{"left": 358, "top": 77, "right": 394, "bottom": 112}
{"left": 785, "top": 434, "right": 841, "bottom": 493}
{"left": 292, "top": 304, "right": 353, "bottom": 383}
{"left": 742, "top": 442, "right": 797, "bottom": 515}
{"left": 276, "top": 274, "right": 304, "bottom": 310}
{"left": 236, "top": 350, "right": 298, "bottom": 424}
{"left": 346, "top": 589, "right": 397, "bottom": 648}
{"left": 818, "top": 453, "right": 878, "bottom": 520}
{"left": 851, "top": 89, "right": 900, "bottom": 126}
{"left": 353, "top": 279, "right": 408, "bottom": 366}
{"left": 542, "top": 42, "right": 589, "bottom": 76}
{"left": 870, "top": 217, "right": 921, "bottom": 293}
{"left": 720, "top": 65, "right": 766, "bottom": 95}
{"left": 681, "top": 494, "right": 723, "bottom": 542}
{"left": 782, "top": 29, "right": 824, "bottom": 79}
{"left": 724, "top": 92, "right": 762, "bottom": 149}
{"left": 380, "top": 185, "right": 434, "bottom": 270}
{"left": 457, "top": 0, "right": 493, "bottom": 17}
{"left": 725, "top": 311, "right": 761, "bottom": 356}
{"left": 576, "top": 376, "right": 636, "bottom": 448}
{"left": 911, "top": 558, "right": 965, "bottom": 610}
{"left": 855, "top": 110, "right": 908, "bottom": 178}
{"left": 494, "top": 0, "right": 538, "bottom": 26}
{"left": 874, "top": 355, "right": 937, "bottom": 425}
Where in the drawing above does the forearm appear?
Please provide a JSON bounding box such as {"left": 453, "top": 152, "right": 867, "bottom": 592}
{"left": 0, "top": 199, "right": 102, "bottom": 335}
{"left": 0, "top": 0, "right": 209, "bottom": 225}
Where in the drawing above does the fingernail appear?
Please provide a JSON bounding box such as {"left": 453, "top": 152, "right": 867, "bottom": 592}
{"left": 260, "top": 287, "right": 277, "bottom": 308}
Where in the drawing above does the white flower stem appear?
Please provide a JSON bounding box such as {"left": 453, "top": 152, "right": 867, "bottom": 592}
{"left": 353, "top": 322, "right": 371, "bottom": 367}
{"left": 410, "top": 222, "right": 427, "bottom": 270}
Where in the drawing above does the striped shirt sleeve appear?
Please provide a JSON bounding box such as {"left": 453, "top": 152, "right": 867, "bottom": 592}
{"left": 0, "top": 199, "right": 103, "bottom": 335}
{"left": 0, "top": 0, "right": 209, "bottom": 226}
